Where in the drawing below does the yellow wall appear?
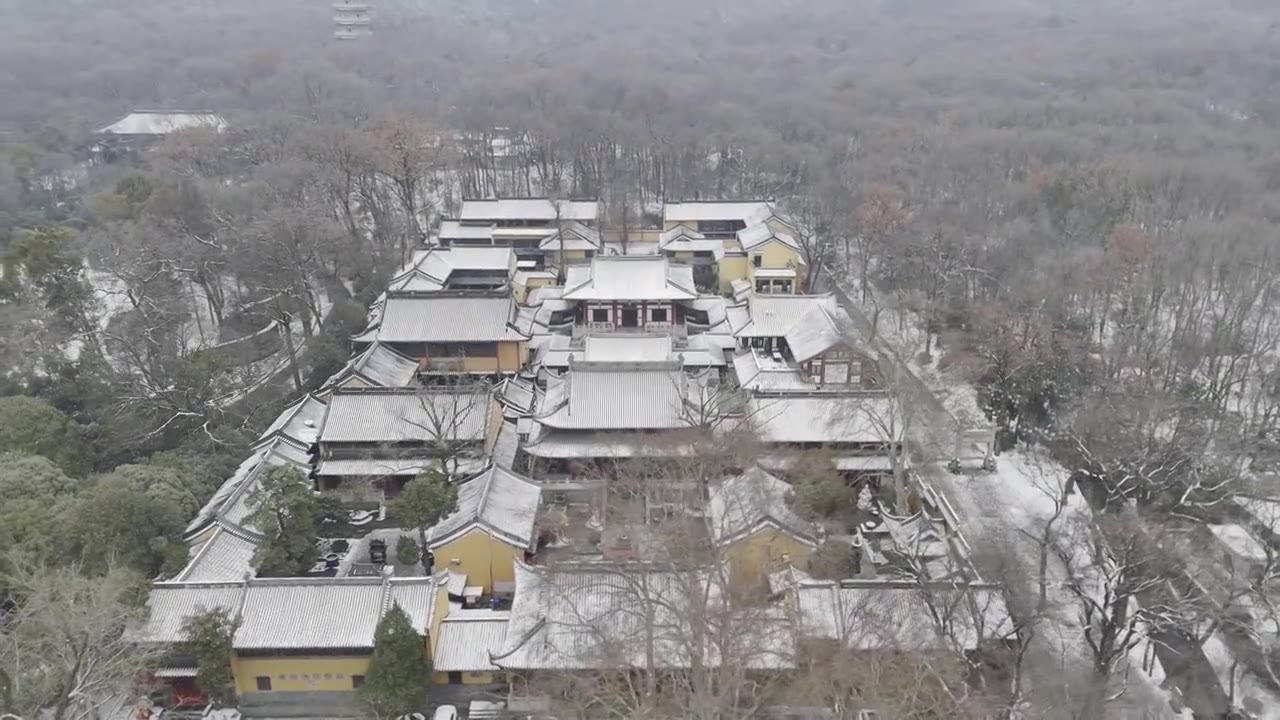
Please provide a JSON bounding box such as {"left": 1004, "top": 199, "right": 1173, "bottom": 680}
{"left": 718, "top": 254, "right": 749, "bottom": 293}
{"left": 230, "top": 655, "right": 371, "bottom": 695}
{"left": 748, "top": 239, "right": 803, "bottom": 271}
{"left": 496, "top": 340, "right": 526, "bottom": 373}
{"left": 431, "top": 527, "right": 523, "bottom": 593}
{"left": 725, "top": 527, "right": 814, "bottom": 589}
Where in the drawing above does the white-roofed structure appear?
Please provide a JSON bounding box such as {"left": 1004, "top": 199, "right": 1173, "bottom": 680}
{"left": 129, "top": 582, "right": 247, "bottom": 645}
{"left": 176, "top": 524, "right": 260, "bottom": 583}
{"left": 707, "top": 468, "right": 818, "bottom": 547}
{"left": 259, "top": 393, "right": 328, "bottom": 446}
{"left": 538, "top": 221, "right": 603, "bottom": 252}
{"left": 492, "top": 562, "right": 794, "bottom": 672}
{"left": 432, "top": 611, "right": 511, "bottom": 674}
{"left": 233, "top": 576, "right": 438, "bottom": 651}
{"left": 790, "top": 580, "right": 1012, "bottom": 651}
{"left": 428, "top": 464, "right": 542, "bottom": 552}
{"left": 562, "top": 256, "right": 697, "bottom": 302}
{"left": 324, "top": 341, "right": 420, "bottom": 389}
{"left": 459, "top": 198, "right": 600, "bottom": 224}
{"left": 386, "top": 246, "right": 515, "bottom": 293}
{"left": 662, "top": 200, "right": 773, "bottom": 226}
{"left": 97, "top": 111, "right": 227, "bottom": 136}
{"left": 737, "top": 222, "right": 801, "bottom": 252}
{"left": 319, "top": 388, "right": 492, "bottom": 445}
{"left": 750, "top": 395, "right": 898, "bottom": 446}
{"left": 371, "top": 293, "right": 528, "bottom": 345}
{"left": 534, "top": 363, "right": 691, "bottom": 431}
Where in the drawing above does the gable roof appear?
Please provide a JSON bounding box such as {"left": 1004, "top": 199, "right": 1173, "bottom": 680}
{"left": 538, "top": 221, "right": 602, "bottom": 251}
{"left": 738, "top": 222, "right": 801, "bottom": 253}
{"left": 707, "top": 467, "right": 818, "bottom": 547}
{"left": 732, "top": 294, "right": 861, "bottom": 363}
{"left": 128, "top": 582, "right": 247, "bottom": 645}
{"left": 428, "top": 464, "right": 542, "bottom": 551}
{"left": 319, "top": 389, "right": 492, "bottom": 444}
{"left": 657, "top": 226, "right": 726, "bottom": 259}
{"left": 562, "top": 256, "right": 697, "bottom": 302}
{"left": 97, "top": 111, "right": 227, "bottom": 136}
{"left": 375, "top": 293, "right": 528, "bottom": 344}
{"left": 176, "top": 523, "right": 259, "bottom": 583}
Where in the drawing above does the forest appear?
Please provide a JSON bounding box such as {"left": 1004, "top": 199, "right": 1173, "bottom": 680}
{"left": 2, "top": 0, "right": 1280, "bottom": 717}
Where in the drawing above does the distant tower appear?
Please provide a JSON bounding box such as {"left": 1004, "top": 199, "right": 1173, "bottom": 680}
{"left": 333, "top": 0, "right": 372, "bottom": 39}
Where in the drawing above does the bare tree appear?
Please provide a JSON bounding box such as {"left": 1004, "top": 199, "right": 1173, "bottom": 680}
{"left": 0, "top": 564, "right": 160, "bottom": 720}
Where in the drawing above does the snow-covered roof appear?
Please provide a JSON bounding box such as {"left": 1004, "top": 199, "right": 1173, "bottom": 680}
{"left": 657, "top": 225, "right": 726, "bottom": 259}
{"left": 428, "top": 464, "right": 542, "bottom": 551}
{"left": 584, "top": 335, "right": 672, "bottom": 363}
{"left": 314, "top": 457, "right": 487, "bottom": 478}
{"left": 662, "top": 200, "right": 773, "bottom": 224}
{"left": 231, "top": 576, "right": 438, "bottom": 651}
{"left": 737, "top": 222, "right": 801, "bottom": 252}
{"left": 97, "top": 111, "right": 227, "bottom": 136}
{"left": 128, "top": 582, "right": 246, "bottom": 645}
{"left": 707, "top": 467, "right": 818, "bottom": 546}
{"left": 731, "top": 294, "right": 862, "bottom": 364}
{"left": 324, "top": 341, "right": 420, "bottom": 389}
{"left": 492, "top": 562, "right": 793, "bottom": 671}
{"left": 732, "top": 350, "right": 813, "bottom": 392}
{"left": 750, "top": 395, "right": 898, "bottom": 445}
{"left": 375, "top": 293, "right": 527, "bottom": 344}
{"left": 176, "top": 524, "right": 259, "bottom": 583}
{"left": 534, "top": 364, "right": 691, "bottom": 430}
{"left": 319, "top": 389, "right": 491, "bottom": 444}
{"left": 459, "top": 198, "right": 599, "bottom": 223}
{"left": 259, "top": 393, "right": 328, "bottom": 445}
{"left": 433, "top": 611, "right": 511, "bottom": 672}
{"left": 538, "top": 221, "right": 602, "bottom": 251}
{"left": 793, "top": 580, "right": 1011, "bottom": 651}
{"left": 387, "top": 247, "right": 514, "bottom": 291}
{"left": 562, "top": 256, "right": 697, "bottom": 302}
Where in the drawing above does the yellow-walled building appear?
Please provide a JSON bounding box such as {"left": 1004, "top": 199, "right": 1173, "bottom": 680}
{"left": 707, "top": 467, "right": 819, "bottom": 591}
{"left": 355, "top": 292, "right": 530, "bottom": 376}
{"left": 427, "top": 464, "right": 543, "bottom": 595}
{"left": 131, "top": 575, "right": 443, "bottom": 702}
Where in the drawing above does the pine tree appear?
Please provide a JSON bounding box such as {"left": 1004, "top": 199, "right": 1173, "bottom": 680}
{"left": 360, "top": 604, "right": 431, "bottom": 718}
{"left": 182, "top": 607, "right": 237, "bottom": 706}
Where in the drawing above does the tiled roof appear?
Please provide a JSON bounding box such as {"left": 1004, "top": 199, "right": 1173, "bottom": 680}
{"left": 493, "top": 562, "right": 793, "bottom": 671}
{"left": 233, "top": 579, "right": 387, "bottom": 651}
{"left": 376, "top": 293, "right": 527, "bottom": 344}
{"left": 129, "top": 583, "right": 246, "bottom": 644}
{"left": 535, "top": 365, "right": 689, "bottom": 430}
{"left": 538, "top": 221, "right": 602, "bottom": 251}
{"left": 793, "top": 581, "right": 1011, "bottom": 651}
{"left": 459, "top": 198, "right": 599, "bottom": 222}
{"left": 737, "top": 222, "right": 801, "bottom": 252}
{"left": 176, "top": 524, "right": 259, "bottom": 582}
{"left": 314, "top": 457, "right": 481, "bottom": 477}
{"left": 259, "top": 394, "right": 328, "bottom": 445}
{"left": 750, "top": 395, "right": 898, "bottom": 445}
{"left": 732, "top": 295, "right": 856, "bottom": 363}
{"left": 707, "top": 468, "right": 818, "bottom": 546}
{"left": 562, "top": 256, "right": 697, "bottom": 302}
{"left": 428, "top": 464, "right": 542, "bottom": 550}
{"left": 97, "top": 111, "right": 227, "bottom": 136}
{"left": 325, "top": 341, "right": 420, "bottom": 388}
{"left": 433, "top": 612, "right": 510, "bottom": 672}
{"left": 319, "top": 389, "right": 491, "bottom": 444}
{"left": 662, "top": 201, "right": 773, "bottom": 224}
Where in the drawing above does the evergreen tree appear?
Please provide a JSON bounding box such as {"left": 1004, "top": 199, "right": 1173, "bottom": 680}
{"left": 181, "top": 608, "right": 237, "bottom": 706}
{"left": 388, "top": 471, "right": 457, "bottom": 557}
{"left": 359, "top": 604, "right": 430, "bottom": 718}
{"left": 248, "top": 465, "right": 324, "bottom": 577}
